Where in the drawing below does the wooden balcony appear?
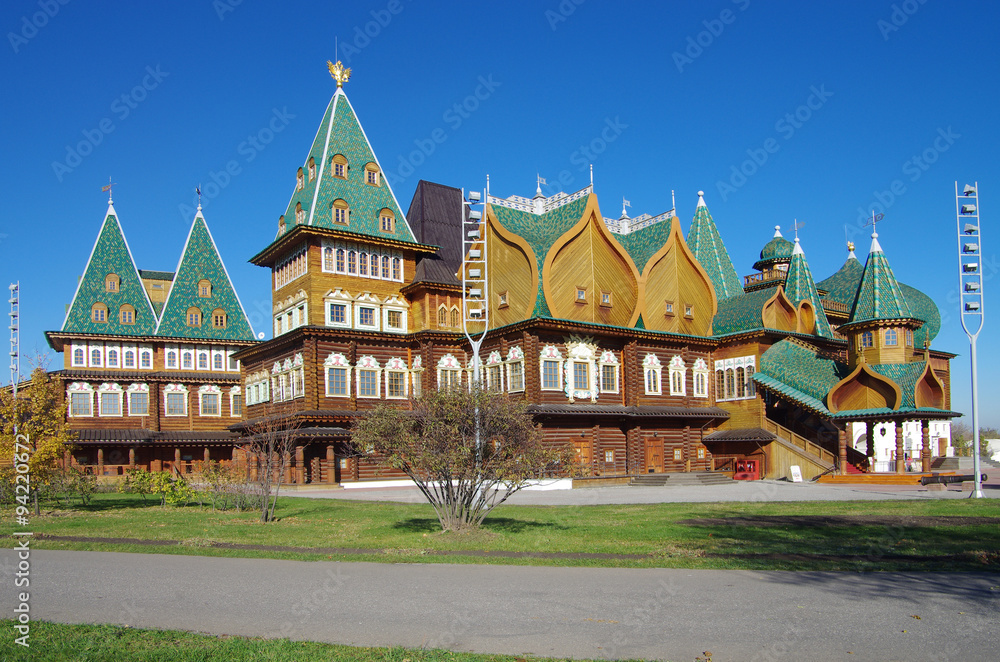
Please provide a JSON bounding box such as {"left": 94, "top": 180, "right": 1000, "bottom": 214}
{"left": 743, "top": 268, "right": 787, "bottom": 288}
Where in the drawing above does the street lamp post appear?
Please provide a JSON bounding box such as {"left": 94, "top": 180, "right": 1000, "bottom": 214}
{"left": 955, "top": 182, "right": 984, "bottom": 499}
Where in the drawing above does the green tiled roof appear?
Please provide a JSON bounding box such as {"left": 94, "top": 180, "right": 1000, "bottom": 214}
{"left": 816, "top": 256, "right": 863, "bottom": 305}
{"left": 62, "top": 207, "right": 157, "bottom": 335}
{"left": 279, "top": 89, "right": 415, "bottom": 245}
{"left": 899, "top": 283, "right": 940, "bottom": 345}
{"left": 155, "top": 212, "right": 255, "bottom": 341}
{"left": 871, "top": 361, "right": 926, "bottom": 409}
{"left": 753, "top": 231, "right": 794, "bottom": 270}
{"left": 489, "top": 195, "right": 590, "bottom": 317}
{"left": 782, "top": 242, "right": 833, "bottom": 338}
{"left": 615, "top": 220, "right": 672, "bottom": 275}
{"left": 849, "top": 237, "right": 912, "bottom": 325}
{"left": 687, "top": 199, "right": 743, "bottom": 299}
{"left": 712, "top": 286, "right": 777, "bottom": 336}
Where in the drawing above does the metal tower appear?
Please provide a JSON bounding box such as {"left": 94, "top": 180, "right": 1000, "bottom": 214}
{"left": 955, "top": 182, "right": 984, "bottom": 498}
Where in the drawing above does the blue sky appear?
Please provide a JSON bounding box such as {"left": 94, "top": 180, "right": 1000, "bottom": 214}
{"left": 2, "top": 0, "right": 998, "bottom": 428}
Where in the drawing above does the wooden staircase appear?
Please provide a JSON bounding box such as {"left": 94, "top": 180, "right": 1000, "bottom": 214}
{"left": 629, "top": 472, "right": 733, "bottom": 487}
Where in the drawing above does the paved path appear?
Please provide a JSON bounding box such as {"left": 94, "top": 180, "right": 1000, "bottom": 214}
{"left": 286, "top": 469, "right": 1000, "bottom": 506}
{"left": 4, "top": 550, "right": 998, "bottom": 661}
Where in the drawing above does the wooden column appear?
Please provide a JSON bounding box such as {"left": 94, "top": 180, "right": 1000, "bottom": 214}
{"left": 295, "top": 446, "right": 305, "bottom": 484}
{"left": 838, "top": 424, "right": 848, "bottom": 475}
{"left": 204, "top": 447, "right": 211, "bottom": 464}
{"left": 921, "top": 420, "right": 931, "bottom": 473}
{"left": 284, "top": 452, "right": 293, "bottom": 483}
{"left": 97, "top": 448, "right": 104, "bottom": 473}
{"left": 326, "top": 445, "right": 335, "bottom": 484}
{"left": 128, "top": 447, "right": 136, "bottom": 467}
{"left": 894, "top": 423, "right": 905, "bottom": 473}
{"left": 175, "top": 447, "right": 182, "bottom": 474}
{"left": 865, "top": 421, "right": 875, "bottom": 461}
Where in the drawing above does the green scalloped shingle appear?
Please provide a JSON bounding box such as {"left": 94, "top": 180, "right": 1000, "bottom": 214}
{"left": 278, "top": 90, "right": 415, "bottom": 245}
{"left": 155, "top": 214, "right": 254, "bottom": 341}
{"left": 816, "top": 256, "right": 863, "bottom": 305}
{"left": 62, "top": 210, "right": 157, "bottom": 335}
{"left": 687, "top": 201, "right": 743, "bottom": 299}
{"left": 615, "top": 220, "right": 672, "bottom": 275}
{"left": 712, "top": 286, "right": 777, "bottom": 336}
{"left": 849, "top": 244, "right": 912, "bottom": 324}
{"left": 753, "top": 233, "right": 794, "bottom": 270}
{"left": 871, "top": 361, "right": 926, "bottom": 409}
{"left": 759, "top": 338, "right": 849, "bottom": 403}
{"left": 783, "top": 246, "right": 833, "bottom": 338}
{"left": 489, "top": 196, "right": 590, "bottom": 317}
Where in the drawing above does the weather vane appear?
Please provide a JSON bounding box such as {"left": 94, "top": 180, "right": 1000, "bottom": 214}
{"left": 101, "top": 177, "right": 117, "bottom": 203}
{"left": 786, "top": 219, "right": 805, "bottom": 240}
{"left": 328, "top": 60, "right": 351, "bottom": 87}
{"left": 863, "top": 210, "right": 885, "bottom": 234}
{"left": 196, "top": 185, "right": 203, "bottom": 209}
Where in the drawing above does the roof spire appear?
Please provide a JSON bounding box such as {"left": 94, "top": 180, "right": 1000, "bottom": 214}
{"left": 327, "top": 59, "right": 351, "bottom": 88}
{"left": 196, "top": 185, "right": 203, "bottom": 213}
{"left": 773, "top": 225, "right": 783, "bottom": 238}
{"left": 589, "top": 163, "right": 593, "bottom": 187}
{"left": 671, "top": 189, "right": 676, "bottom": 211}
{"left": 101, "top": 177, "right": 117, "bottom": 204}
{"left": 697, "top": 190, "right": 706, "bottom": 208}
{"left": 535, "top": 174, "right": 546, "bottom": 197}
{"left": 621, "top": 196, "right": 631, "bottom": 219}
{"left": 847, "top": 240, "right": 856, "bottom": 260}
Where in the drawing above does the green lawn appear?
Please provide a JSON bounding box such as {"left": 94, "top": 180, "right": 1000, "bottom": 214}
{"left": 0, "top": 620, "right": 632, "bottom": 662}
{"left": 4, "top": 493, "right": 999, "bottom": 570}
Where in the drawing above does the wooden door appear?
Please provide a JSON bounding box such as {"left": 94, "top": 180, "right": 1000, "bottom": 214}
{"left": 573, "top": 439, "right": 592, "bottom": 473}
{"left": 645, "top": 436, "right": 664, "bottom": 473}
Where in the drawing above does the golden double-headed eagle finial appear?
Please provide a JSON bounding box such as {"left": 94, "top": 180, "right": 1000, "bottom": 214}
{"left": 328, "top": 60, "right": 351, "bottom": 87}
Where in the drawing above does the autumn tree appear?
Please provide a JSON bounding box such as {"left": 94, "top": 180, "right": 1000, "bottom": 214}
{"left": 1, "top": 367, "right": 76, "bottom": 513}
{"left": 352, "top": 386, "right": 575, "bottom": 532}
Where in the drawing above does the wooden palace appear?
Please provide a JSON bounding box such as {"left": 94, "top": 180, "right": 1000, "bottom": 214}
{"left": 45, "top": 63, "right": 959, "bottom": 483}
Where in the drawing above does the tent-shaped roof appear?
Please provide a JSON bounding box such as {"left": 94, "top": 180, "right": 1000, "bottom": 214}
{"left": 687, "top": 192, "right": 743, "bottom": 300}
{"left": 275, "top": 84, "right": 416, "bottom": 246}
{"left": 783, "top": 238, "right": 833, "bottom": 338}
{"left": 154, "top": 209, "right": 254, "bottom": 341}
{"left": 61, "top": 203, "right": 158, "bottom": 336}
{"left": 848, "top": 233, "right": 913, "bottom": 326}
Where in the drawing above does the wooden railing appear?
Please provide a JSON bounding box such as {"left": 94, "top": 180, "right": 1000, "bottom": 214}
{"left": 763, "top": 417, "right": 836, "bottom": 465}
{"left": 821, "top": 299, "right": 851, "bottom": 313}
{"left": 743, "top": 268, "right": 787, "bottom": 287}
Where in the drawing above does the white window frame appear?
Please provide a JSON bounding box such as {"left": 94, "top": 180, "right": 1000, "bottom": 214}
{"left": 211, "top": 349, "right": 226, "bottom": 371}
{"left": 505, "top": 346, "right": 525, "bottom": 393}
{"left": 199, "top": 385, "right": 222, "bottom": 417}
{"left": 71, "top": 344, "right": 86, "bottom": 367}
{"left": 324, "top": 352, "right": 351, "bottom": 398}
{"left": 539, "top": 345, "right": 564, "bottom": 391}
{"left": 164, "top": 384, "right": 189, "bottom": 417}
{"left": 97, "top": 383, "right": 123, "bottom": 417}
{"left": 598, "top": 350, "right": 620, "bottom": 394}
{"left": 643, "top": 354, "right": 662, "bottom": 395}
{"left": 484, "top": 351, "right": 503, "bottom": 392}
{"left": 692, "top": 358, "right": 709, "bottom": 398}
{"left": 67, "top": 382, "right": 94, "bottom": 417}
{"left": 437, "top": 353, "right": 463, "bottom": 391}
{"left": 165, "top": 345, "right": 179, "bottom": 370}
{"left": 325, "top": 288, "right": 354, "bottom": 328}
{"left": 89, "top": 343, "right": 104, "bottom": 368}
{"left": 385, "top": 357, "right": 408, "bottom": 399}
{"left": 229, "top": 386, "right": 242, "bottom": 417}
{"left": 127, "top": 383, "right": 149, "bottom": 417}
{"left": 355, "top": 355, "right": 381, "bottom": 399}
{"left": 121, "top": 345, "right": 137, "bottom": 369}
{"left": 713, "top": 356, "right": 756, "bottom": 401}
{"left": 227, "top": 350, "right": 240, "bottom": 371}
{"left": 197, "top": 349, "right": 211, "bottom": 371}
{"left": 411, "top": 355, "right": 424, "bottom": 398}
{"left": 668, "top": 355, "right": 687, "bottom": 396}
{"left": 382, "top": 295, "right": 409, "bottom": 334}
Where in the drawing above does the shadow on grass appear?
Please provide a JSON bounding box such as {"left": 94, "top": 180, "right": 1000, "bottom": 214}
{"left": 392, "top": 516, "right": 566, "bottom": 534}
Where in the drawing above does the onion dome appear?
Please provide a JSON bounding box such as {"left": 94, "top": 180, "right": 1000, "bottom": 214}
{"left": 752, "top": 226, "right": 794, "bottom": 271}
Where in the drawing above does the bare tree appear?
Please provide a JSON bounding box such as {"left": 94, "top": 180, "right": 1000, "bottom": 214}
{"left": 352, "top": 386, "right": 576, "bottom": 532}
{"left": 239, "top": 405, "right": 297, "bottom": 523}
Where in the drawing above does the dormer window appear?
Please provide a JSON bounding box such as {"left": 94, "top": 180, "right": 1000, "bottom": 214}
{"left": 380, "top": 209, "right": 395, "bottom": 233}
{"left": 198, "top": 279, "right": 212, "bottom": 298}
{"left": 307, "top": 157, "right": 316, "bottom": 181}
{"left": 296, "top": 168, "right": 304, "bottom": 191}
{"left": 186, "top": 307, "right": 202, "bottom": 327}
{"left": 600, "top": 291, "right": 612, "bottom": 307}
{"left": 575, "top": 287, "right": 587, "bottom": 303}
{"left": 333, "top": 199, "right": 349, "bottom": 225}
{"left": 105, "top": 274, "right": 119, "bottom": 292}
{"left": 664, "top": 300, "right": 674, "bottom": 316}
{"left": 92, "top": 303, "right": 108, "bottom": 323}
{"left": 295, "top": 202, "right": 305, "bottom": 225}
{"left": 332, "top": 154, "right": 347, "bottom": 179}
{"left": 684, "top": 304, "right": 694, "bottom": 318}
{"left": 119, "top": 305, "right": 135, "bottom": 325}
{"left": 212, "top": 309, "right": 227, "bottom": 329}
{"left": 365, "top": 163, "right": 381, "bottom": 186}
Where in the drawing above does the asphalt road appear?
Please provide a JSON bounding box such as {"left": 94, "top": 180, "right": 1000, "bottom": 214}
{"left": 4, "top": 550, "right": 998, "bottom": 661}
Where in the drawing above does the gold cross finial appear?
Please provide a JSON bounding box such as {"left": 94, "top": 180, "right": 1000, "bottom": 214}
{"left": 327, "top": 60, "right": 351, "bottom": 87}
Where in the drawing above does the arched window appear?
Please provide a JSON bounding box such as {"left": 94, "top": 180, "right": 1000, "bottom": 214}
{"left": 332, "top": 199, "right": 349, "bottom": 225}
{"left": 198, "top": 353, "right": 208, "bottom": 370}
{"left": 186, "top": 307, "right": 202, "bottom": 327}
{"left": 323, "top": 246, "right": 335, "bottom": 271}
{"left": 307, "top": 157, "right": 316, "bottom": 181}
{"left": 124, "top": 350, "right": 135, "bottom": 368}
{"left": 736, "top": 367, "right": 746, "bottom": 398}
{"left": 725, "top": 368, "right": 735, "bottom": 400}
{"left": 381, "top": 255, "right": 390, "bottom": 279}
{"left": 214, "top": 353, "right": 224, "bottom": 370}
{"left": 364, "top": 163, "right": 381, "bottom": 186}
{"left": 860, "top": 331, "right": 874, "bottom": 348}
{"left": 212, "top": 309, "right": 227, "bottom": 329}
{"left": 296, "top": 167, "right": 304, "bottom": 191}
{"left": 295, "top": 202, "right": 305, "bottom": 224}
{"left": 380, "top": 209, "right": 395, "bottom": 233}
{"left": 391, "top": 257, "right": 401, "bottom": 281}
{"left": 884, "top": 328, "right": 898, "bottom": 347}
{"left": 182, "top": 352, "right": 193, "bottom": 369}
{"left": 905, "top": 328, "right": 914, "bottom": 346}
{"left": 336, "top": 248, "right": 346, "bottom": 272}
{"left": 746, "top": 365, "right": 756, "bottom": 396}
{"left": 347, "top": 250, "right": 357, "bottom": 274}
{"left": 359, "top": 251, "right": 369, "bottom": 276}
{"left": 107, "top": 349, "right": 119, "bottom": 367}
{"left": 438, "top": 306, "right": 448, "bottom": 327}
{"left": 119, "top": 304, "right": 135, "bottom": 325}
{"left": 451, "top": 307, "right": 460, "bottom": 328}
{"left": 716, "top": 370, "right": 725, "bottom": 400}
{"left": 105, "top": 274, "right": 119, "bottom": 292}
{"left": 198, "top": 279, "right": 212, "bottom": 298}
{"left": 92, "top": 303, "right": 108, "bottom": 323}
{"left": 140, "top": 350, "right": 152, "bottom": 369}
{"left": 332, "top": 153, "right": 348, "bottom": 179}
{"left": 91, "top": 348, "right": 102, "bottom": 366}
{"left": 73, "top": 348, "right": 84, "bottom": 365}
